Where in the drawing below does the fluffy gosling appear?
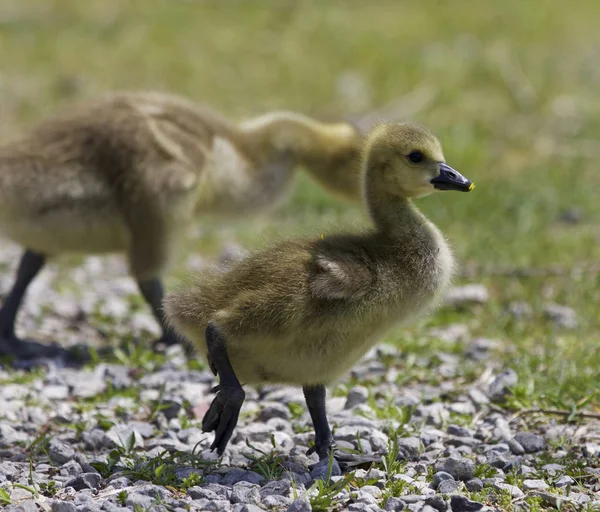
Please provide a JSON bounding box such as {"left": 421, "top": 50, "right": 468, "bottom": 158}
{"left": 164, "top": 121, "right": 474, "bottom": 464}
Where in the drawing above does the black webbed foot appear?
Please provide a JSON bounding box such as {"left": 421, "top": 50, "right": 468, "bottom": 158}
{"left": 202, "top": 384, "right": 245, "bottom": 454}
{"left": 201, "top": 322, "right": 245, "bottom": 456}
{"left": 0, "top": 335, "right": 88, "bottom": 365}
{"left": 306, "top": 440, "right": 381, "bottom": 472}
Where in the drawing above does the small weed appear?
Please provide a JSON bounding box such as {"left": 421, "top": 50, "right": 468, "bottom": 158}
{"left": 27, "top": 431, "right": 52, "bottom": 457}
{"left": 380, "top": 434, "right": 406, "bottom": 478}
{"left": 288, "top": 402, "right": 305, "bottom": 420}
{"left": 308, "top": 465, "right": 353, "bottom": 511}
{"left": 39, "top": 480, "right": 58, "bottom": 497}
{"left": 117, "top": 490, "right": 128, "bottom": 506}
{"left": 91, "top": 449, "right": 124, "bottom": 478}
{"left": 0, "top": 488, "right": 12, "bottom": 505}
{"left": 505, "top": 469, "right": 525, "bottom": 487}
{"left": 95, "top": 413, "right": 115, "bottom": 431}
{"left": 180, "top": 472, "right": 203, "bottom": 490}
{"left": 113, "top": 341, "right": 166, "bottom": 373}
{"left": 474, "top": 463, "right": 497, "bottom": 479}
{"left": 362, "top": 398, "right": 415, "bottom": 430}
{"left": 245, "top": 438, "right": 285, "bottom": 481}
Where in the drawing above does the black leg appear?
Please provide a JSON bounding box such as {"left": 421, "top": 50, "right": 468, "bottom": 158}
{"left": 0, "top": 250, "right": 46, "bottom": 339}
{"left": 201, "top": 322, "right": 245, "bottom": 455}
{"left": 137, "top": 278, "right": 181, "bottom": 348}
{"left": 0, "top": 250, "right": 69, "bottom": 359}
{"left": 303, "top": 384, "right": 337, "bottom": 460}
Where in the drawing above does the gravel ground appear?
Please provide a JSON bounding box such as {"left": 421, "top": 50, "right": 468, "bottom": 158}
{"left": 0, "top": 244, "right": 598, "bottom": 512}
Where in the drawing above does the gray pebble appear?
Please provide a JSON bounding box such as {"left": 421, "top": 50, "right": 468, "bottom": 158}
{"left": 444, "top": 284, "right": 489, "bottom": 307}
{"left": 52, "top": 503, "right": 77, "bottom": 512}
{"left": 465, "top": 478, "right": 483, "bottom": 492}
{"left": 49, "top": 439, "right": 75, "bottom": 465}
{"left": 507, "top": 438, "right": 525, "bottom": 455}
{"left": 468, "top": 388, "right": 489, "bottom": 405}
{"left": 129, "top": 484, "right": 172, "bottom": 500}
{"left": 465, "top": 337, "right": 499, "bottom": 361}
{"left": 258, "top": 402, "right": 291, "bottom": 421}
{"left": 450, "top": 496, "right": 484, "bottom": 512}
{"left": 65, "top": 472, "right": 102, "bottom": 490}
{"left": 384, "top": 497, "right": 405, "bottom": 511}
{"left": 231, "top": 483, "right": 261, "bottom": 505}
{"left": 555, "top": 475, "right": 575, "bottom": 488}
{"left": 105, "top": 425, "right": 144, "bottom": 450}
{"left": 485, "top": 451, "right": 511, "bottom": 469}
{"left": 263, "top": 495, "right": 292, "bottom": 508}
{"left": 82, "top": 429, "right": 111, "bottom": 451}
{"left": 260, "top": 479, "right": 293, "bottom": 497}
{"left": 75, "top": 504, "right": 103, "bottom": 512}
{"left": 6, "top": 502, "right": 39, "bottom": 512}
{"left": 125, "top": 494, "right": 155, "bottom": 509}
{"left": 543, "top": 303, "right": 578, "bottom": 329}
{"left": 188, "top": 488, "right": 220, "bottom": 501}
{"left": 432, "top": 471, "right": 454, "bottom": 489}
{"left": 203, "top": 501, "right": 232, "bottom": 512}
{"left": 523, "top": 479, "right": 549, "bottom": 491}
{"left": 397, "top": 437, "right": 421, "bottom": 457}
{"left": 487, "top": 369, "right": 518, "bottom": 401}
{"left": 108, "top": 476, "right": 131, "bottom": 489}
{"left": 415, "top": 403, "right": 449, "bottom": 426}
{"left": 287, "top": 498, "right": 312, "bottom": 512}
{"left": 60, "top": 460, "right": 83, "bottom": 477}
{"left": 447, "top": 425, "right": 471, "bottom": 438}
{"left": 493, "top": 482, "right": 524, "bottom": 498}
{"left": 434, "top": 457, "right": 475, "bottom": 481}
{"left": 437, "top": 479, "right": 458, "bottom": 493}
{"left": 347, "top": 505, "right": 381, "bottom": 512}
{"left": 398, "top": 495, "right": 428, "bottom": 504}
{"left": 514, "top": 432, "right": 546, "bottom": 453}
{"left": 540, "top": 463, "right": 564, "bottom": 475}
{"left": 345, "top": 386, "right": 369, "bottom": 409}
{"left": 309, "top": 458, "right": 341, "bottom": 480}
{"left": 221, "top": 469, "right": 265, "bottom": 486}
{"left": 232, "top": 504, "right": 264, "bottom": 512}
{"left": 425, "top": 496, "right": 446, "bottom": 512}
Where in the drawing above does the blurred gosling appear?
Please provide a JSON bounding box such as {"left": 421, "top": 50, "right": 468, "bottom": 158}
{"left": 0, "top": 91, "right": 363, "bottom": 358}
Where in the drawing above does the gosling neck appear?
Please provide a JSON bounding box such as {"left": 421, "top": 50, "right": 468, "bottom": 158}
{"left": 239, "top": 112, "right": 362, "bottom": 200}
{"left": 363, "top": 168, "right": 428, "bottom": 238}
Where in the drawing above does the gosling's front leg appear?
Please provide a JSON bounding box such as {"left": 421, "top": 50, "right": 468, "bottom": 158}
{"left": 202, "top": 322, "right": 245, "bottom": 455}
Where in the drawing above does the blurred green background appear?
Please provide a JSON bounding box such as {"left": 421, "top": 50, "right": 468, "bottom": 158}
{"left": 1, "top": 0, "right": 599, "bottom": 409}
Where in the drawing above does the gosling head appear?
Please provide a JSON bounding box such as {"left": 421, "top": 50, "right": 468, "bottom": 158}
{"left": 365, "top": 122, "right": 474, "bottom": 198}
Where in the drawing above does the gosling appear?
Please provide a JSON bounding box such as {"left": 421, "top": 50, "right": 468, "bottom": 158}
{"left": 0, "top": 91, "right": 363, "bottom": 358}
{"left": 164, "top": 122, "right": 474, "bottom": 463}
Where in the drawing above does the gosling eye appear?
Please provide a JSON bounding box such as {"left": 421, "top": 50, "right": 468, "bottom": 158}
{"left": 407, "top": 151, "right": 423, "bottom": 164}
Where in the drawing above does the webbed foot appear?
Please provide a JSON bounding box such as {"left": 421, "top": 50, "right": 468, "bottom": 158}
{"left": 202, "top": 383, "right": 245, "bottom": 455}
{"left": 307, "top": 440, "right": 382, "bottom": 472}
{"left": 0, "top": 334, "right": 88, "bottom": 365}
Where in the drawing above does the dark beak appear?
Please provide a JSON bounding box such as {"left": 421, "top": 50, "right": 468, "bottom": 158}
{"left": 430, "top": 162, "right": 474, "bottom": 192}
